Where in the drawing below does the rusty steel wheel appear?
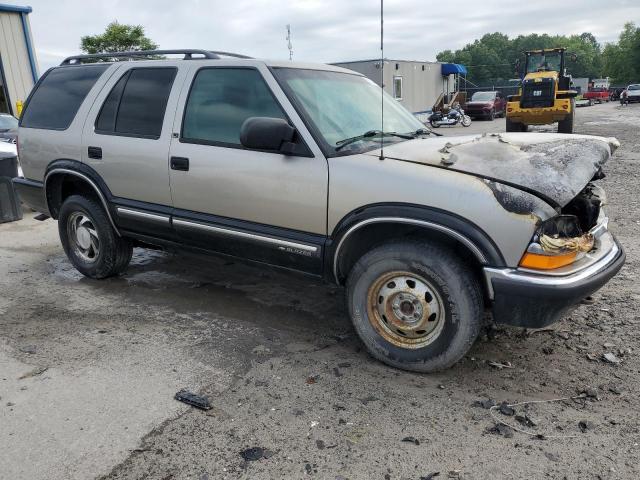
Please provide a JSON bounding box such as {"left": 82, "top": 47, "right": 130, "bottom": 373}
{"left": 347, "top": 240, "right": 483, "bottom": 372}
{"left": 366, "top": 271, "right": 445, "bottom": 349}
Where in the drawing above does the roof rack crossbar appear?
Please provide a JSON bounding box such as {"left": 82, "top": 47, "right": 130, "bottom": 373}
{"left": 60, "top": 49, "right": 224, "bottom": 65}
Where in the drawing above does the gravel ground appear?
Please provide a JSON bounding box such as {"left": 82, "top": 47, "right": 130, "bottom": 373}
{"left": 1, "top": 102, "right": 639, "bottom": 480}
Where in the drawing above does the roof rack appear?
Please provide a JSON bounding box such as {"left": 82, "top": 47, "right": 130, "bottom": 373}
{"left": 60, "top": 49, "right": 252, "bottom": 65}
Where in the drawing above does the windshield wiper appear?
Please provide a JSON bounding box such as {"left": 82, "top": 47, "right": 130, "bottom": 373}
{"left": 335, "top": 130, "right": 414, "bottom": 151}
{"left": 410, "top": 127, "right": 442, "bottom": 137}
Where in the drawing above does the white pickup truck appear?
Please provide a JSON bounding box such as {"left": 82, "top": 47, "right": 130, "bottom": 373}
{"left": 623, "top": 84, "right": 640, "bottom": 103}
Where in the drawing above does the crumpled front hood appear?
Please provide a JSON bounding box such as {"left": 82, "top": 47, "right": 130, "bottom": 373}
{"left": 366, "top": 132, "right": 619, "bottom": 207}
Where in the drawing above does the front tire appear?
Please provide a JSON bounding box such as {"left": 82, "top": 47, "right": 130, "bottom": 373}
{"left": 461, "top": 115, "right": 472, "bottom": 127}
{"left": 506, "top": 117, "right": 521, "bottom": 132}
{"left": 346, "top": 240, "right": 483, "bottom": 372}
{"left": 58, "top": 195, "right": 132, "bottom": 279}
{"left": 557, "top": 100, "right": 575, "bottom": 133}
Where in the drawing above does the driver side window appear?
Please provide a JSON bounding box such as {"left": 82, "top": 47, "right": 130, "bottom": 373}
{"left": 181, "top": 68, "right": 286, "bottom": 147}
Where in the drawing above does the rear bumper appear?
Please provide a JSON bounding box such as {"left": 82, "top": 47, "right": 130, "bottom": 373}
{"left": 484, "top": 231, "right": 625, "bottom": 328}
{"left": 12, "top": 177, "right": 48, "bottom": 215}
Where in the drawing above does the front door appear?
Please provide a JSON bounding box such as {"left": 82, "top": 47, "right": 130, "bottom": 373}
{"left": 168, "top": 64, "right": 328, "bottom": 273}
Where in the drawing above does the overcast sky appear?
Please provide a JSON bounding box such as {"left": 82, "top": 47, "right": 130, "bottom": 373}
{"left": 24, "top": 0, "right": 640, "bottom": 72}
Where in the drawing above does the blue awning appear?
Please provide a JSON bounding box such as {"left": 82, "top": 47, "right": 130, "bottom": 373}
{"left": 441, "top": 63, "right": 467, "bottom": 76}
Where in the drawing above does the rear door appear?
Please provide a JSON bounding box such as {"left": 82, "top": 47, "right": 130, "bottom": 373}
{"left": 167, "top": 63, "right": 328, "bottom": 274}
{"left": 82, "top": 64, "right": 186, "bottom": 237}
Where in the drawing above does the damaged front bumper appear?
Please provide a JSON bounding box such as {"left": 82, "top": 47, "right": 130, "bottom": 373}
{"left": 483, "top": 214, "right": 625, "bottom": 328}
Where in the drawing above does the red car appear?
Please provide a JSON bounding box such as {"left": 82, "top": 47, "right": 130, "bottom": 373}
{"left": 464, "top": 91, "right": 506, "bottom": 120}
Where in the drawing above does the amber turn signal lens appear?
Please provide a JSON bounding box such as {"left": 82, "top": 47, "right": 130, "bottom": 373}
{"left": 519, "top": 251, "right": 577, "bottom": 270}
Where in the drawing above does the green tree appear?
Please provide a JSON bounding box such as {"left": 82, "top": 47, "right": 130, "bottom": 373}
{"left": 602, "top": 23, "right": 640, "bottom": 85}
{"left": 436, "top": 31, "right": 607, "bottom": 85}
{"left": 80, "top": 21, "right": 158, "bottom": 54}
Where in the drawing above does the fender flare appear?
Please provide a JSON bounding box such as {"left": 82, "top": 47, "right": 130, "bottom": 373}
{"left": 329, "top": 203, "right": 505, "bottom": 283}
{"left": 44, "top": 159, "right": 121, "bottom": 236}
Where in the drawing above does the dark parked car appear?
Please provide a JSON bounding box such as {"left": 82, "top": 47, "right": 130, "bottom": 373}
{"left": 0, "top": 113, "right": 18, "bottom": 143}
{"left": 464, "top": 91, "right": 506, "bottom": 120}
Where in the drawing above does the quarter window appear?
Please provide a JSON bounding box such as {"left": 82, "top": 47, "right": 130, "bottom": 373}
{"left": 21, "top": 65, "right": 109, "bottom": 130}
{"left": 96, "top": 67, "right": 176, "bottom": 138}
{"left": 181, "top": 68, "right": 286, "bottom": 146}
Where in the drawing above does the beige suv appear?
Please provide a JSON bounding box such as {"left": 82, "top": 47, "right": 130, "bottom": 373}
{"left": 13, "top": 50, "right": 624, "bottom": 372}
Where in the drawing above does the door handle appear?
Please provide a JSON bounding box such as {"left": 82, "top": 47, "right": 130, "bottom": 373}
{"left": 170, "top": 156, "right": 189, "bottom": 171}
{"left": 88, "top": 146, "right": 102, "bottom": 159}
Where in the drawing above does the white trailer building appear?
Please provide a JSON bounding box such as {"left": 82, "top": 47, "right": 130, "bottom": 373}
{"left": 0, "top": 3, "right": 38, "bottom": 116}
{"left": 331, "top": 59, "right": 465, "bottom": 113}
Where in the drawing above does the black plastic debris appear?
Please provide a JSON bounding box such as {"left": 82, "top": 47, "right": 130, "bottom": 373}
{"left": 240, "top": 447, "right": 270, "bottom": 461}
{"left": 515, "top": 414, "right": 537, "bottom": 428}
{"left": 578, "top": 420, "right": 595, "bottom": 432}
{"left": 402, "top": 436, "right": 420, "bottom": 445}
{"left": 473, "top": 398, "right": 496, "bottom": 409}
{"left": 498, "top": 401, "right": 515, "bottom": 416}
{"left": 174, "top": 389, "right": 212, "bottom": 410}
{"left": 487, "top": 423, "right": 514, "bottom": 438}
{"left": 316, "top": 440, "right": 325, "bottom": 450}
{"left": 420, "top": 473, "right": 441, "bottom": 480}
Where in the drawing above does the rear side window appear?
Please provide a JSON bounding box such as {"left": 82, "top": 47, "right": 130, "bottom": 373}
{"left": 181, "top": 68, "right": 286, "bottom": 146}
{"left": 96, "top": 67, "right": 177, "bottom": 139}
{"left": 21, "top": 65, "right": 109, "bottom": 130}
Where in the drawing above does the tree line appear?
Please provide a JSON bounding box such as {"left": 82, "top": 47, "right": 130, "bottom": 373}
{"left": 436, "top": 23, "right": 640, "bottom": 87}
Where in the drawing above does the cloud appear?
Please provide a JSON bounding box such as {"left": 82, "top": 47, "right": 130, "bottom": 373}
{"left": 25, "top": 0, "right": 638, "bottom": 72}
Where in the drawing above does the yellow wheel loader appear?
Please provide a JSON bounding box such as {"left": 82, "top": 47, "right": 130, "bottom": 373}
{"left": 506, "top": 48, "right": 578, "bottom": 133}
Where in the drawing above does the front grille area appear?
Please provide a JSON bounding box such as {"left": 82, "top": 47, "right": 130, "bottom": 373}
{"left": 520, "top": 79, "right": 555, "bottom": 108}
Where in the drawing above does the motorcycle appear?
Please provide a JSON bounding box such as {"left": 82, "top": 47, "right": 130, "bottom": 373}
{"left": 428, "top": 104, "right": 472, "bottom": 128}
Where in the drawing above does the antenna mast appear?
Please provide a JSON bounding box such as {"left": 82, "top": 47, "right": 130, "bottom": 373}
{"left": 286, "top": 24, "right": 293, "bottom": 61}
{"left": 379, "top": 0, "right": 384, "bottom": 160}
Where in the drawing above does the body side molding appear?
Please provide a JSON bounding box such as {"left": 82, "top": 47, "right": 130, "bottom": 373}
{"left": 172, "top": 218, "right": 319, "bottom": 253}
{"left": 116, "top": 207, "right": 171, "bottom": 225}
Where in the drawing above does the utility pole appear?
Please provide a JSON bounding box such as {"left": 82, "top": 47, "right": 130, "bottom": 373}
{"left": 286, "top": 24, "right": 293, "bottom": 61}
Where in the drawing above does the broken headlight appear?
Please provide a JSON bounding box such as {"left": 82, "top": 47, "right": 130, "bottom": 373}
{"left": 519, "top": 215, "right": 594, "bottom": 270}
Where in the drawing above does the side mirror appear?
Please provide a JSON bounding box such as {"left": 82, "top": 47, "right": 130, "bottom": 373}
{"left": 240, "top": 117, "right": 297, "bottom": 154}
{"left": 569, "top": 53, "right": 578, "bottom": 62}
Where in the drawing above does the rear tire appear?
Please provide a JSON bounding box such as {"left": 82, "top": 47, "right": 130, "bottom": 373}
{"left": 58, "top": 195, "right": 132, "bottom": 279}
{"left": 346, "top": 240, "right": 483, "bottom": 372}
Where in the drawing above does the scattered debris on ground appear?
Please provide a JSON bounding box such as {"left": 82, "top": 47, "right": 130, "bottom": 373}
{"left": 401, "top": 436, "right": 420, "bottom": 445}
{"left": 239, "top": 446, "right": 274, "bottom": 461}
{"left": 18, "top": 366, "right": 48, "bottom": 380}
{"left": 174, "top": 389, "right": 212, "bottom": 410}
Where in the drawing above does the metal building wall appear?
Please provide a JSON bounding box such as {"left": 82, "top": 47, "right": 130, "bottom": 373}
{"left": 0, "top": 10, "right": 37, "bottom": 115}
{"left": 332, "top": 60, "right": 452, "bottom": 113}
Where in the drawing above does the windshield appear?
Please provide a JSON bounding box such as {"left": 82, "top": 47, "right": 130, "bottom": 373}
{"left": 273, "top": 68, "right": 423, "bottom": 154}
{"left": 0, "top": 115, "right": 18, "bottom": 130}
{"left": 526, "top": 52, "right": 561, "bottom": 73}
{"left": 471, "top": 92, "right": 496, "bottom": 102}
{"left": 629, "top": 85, "right": 640, "bottom": 91}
